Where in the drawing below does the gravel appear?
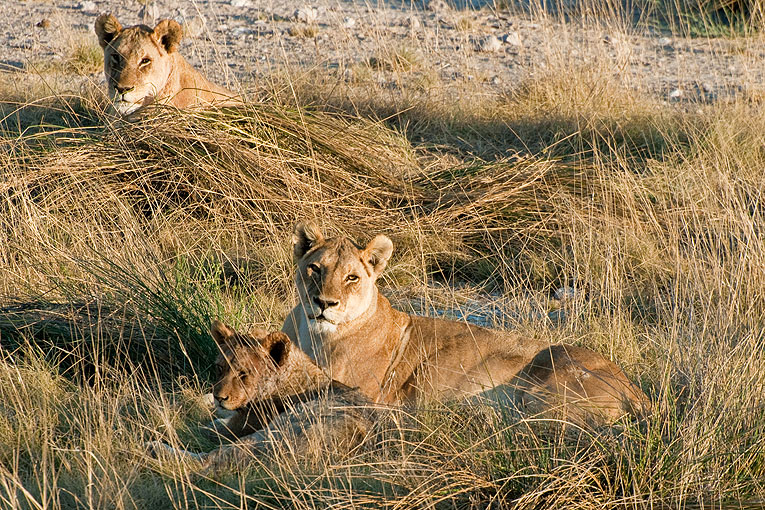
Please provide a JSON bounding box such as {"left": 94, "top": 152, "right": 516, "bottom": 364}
{"left": 1, "top": 0, "right": 764, "bottom": 104}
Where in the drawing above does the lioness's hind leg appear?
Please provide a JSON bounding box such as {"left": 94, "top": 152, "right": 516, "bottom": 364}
{"left": 514, "top": 345, "right": 649, "bottom": 426}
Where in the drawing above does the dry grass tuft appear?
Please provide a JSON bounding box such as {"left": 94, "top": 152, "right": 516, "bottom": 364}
{"left": 367, "top": 47, "right": 421, "bottom": 72}
{"left": 288, "top": 24, "right": 320, "bottom": 38}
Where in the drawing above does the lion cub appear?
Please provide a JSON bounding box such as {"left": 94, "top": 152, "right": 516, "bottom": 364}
{"left": 95, "top": 14, "right": 239, "bottom": 116}
{"left": 149, "top": 322, "right": 375, "bottom": 470}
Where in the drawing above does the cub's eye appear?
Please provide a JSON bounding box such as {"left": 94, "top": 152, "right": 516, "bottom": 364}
{"left": 238, "top": 370, "right": 248, "bottom": 380}
{"left": 139, "top": 57, "right": 151, "bottom": 67}
{"left": 345, "top": 274, "right": 359, "bottom": 283}
{"left": 308, "top": 263, "right": 321, "bottom": 274}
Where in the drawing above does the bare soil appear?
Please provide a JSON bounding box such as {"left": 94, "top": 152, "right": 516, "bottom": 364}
{"left": 2, "top": 0, "right": 764, "bottom": 105}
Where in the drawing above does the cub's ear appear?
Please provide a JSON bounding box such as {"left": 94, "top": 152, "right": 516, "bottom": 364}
{"left": 95, "top": 14, "right": 122, "bottom": 48}
{"left": 153, "top": 19, "right": 183, "bottom": 53}
{"left": 364, "top": 235, "right": 393, "bottom": 276}
{"left": 210, "top": 320, "right": 237, "bottom": 347}
{"left": 292, "top": 221, "right": 324, "bottom": 261}
{"left": 262, "top": 332, "right": 291, "bottom": 367}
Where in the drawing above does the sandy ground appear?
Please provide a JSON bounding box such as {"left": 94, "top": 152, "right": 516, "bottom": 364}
{"left": 2, "top": 0, "right": 764, "bottom": 105}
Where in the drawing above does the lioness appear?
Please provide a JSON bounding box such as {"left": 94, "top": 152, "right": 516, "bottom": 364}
{"left": 281, "top": 221, "right": 649, "bottom": 425}
{"left": 95, "top": 14, "right": 239, "bottom": 116}
{"left": 149, "top": 322, "right": 375, "bottom": 470}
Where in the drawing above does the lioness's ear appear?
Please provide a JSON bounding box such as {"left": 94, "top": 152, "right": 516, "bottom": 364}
{"left": 153, "top": 19, "right": 183, "bottom": 53}
{"left": 292, "top": 221, "right": 324, "bottom": 261}
{"left": 95, "top": 14, "right": 122, "bottom": 48}
{"left": 211, "top": 320, "right": 237, "bottom": 346}
{"left": 364, "top": 235, "right": 393, "bottom": 276}
{"left": 263, "top": 332, "right": 291, "bottom": 367}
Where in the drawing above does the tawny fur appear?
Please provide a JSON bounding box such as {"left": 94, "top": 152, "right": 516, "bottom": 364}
{"left": 282, "top": 221, "right": 650, "bottom": 425}
{"left": 95, "top": 14, "right": 239, "bottom": 116}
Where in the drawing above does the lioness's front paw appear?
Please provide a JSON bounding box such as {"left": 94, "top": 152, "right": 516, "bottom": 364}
{"left": 145, "top": 440, "right": 176, "bottom": 459}
{"left": 145, "top": 440, "right": 203, "bottom": 462}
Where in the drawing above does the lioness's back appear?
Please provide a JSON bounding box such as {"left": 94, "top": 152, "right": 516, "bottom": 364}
{"left": 388, "top": 315, "right": 547, "bottom": 401}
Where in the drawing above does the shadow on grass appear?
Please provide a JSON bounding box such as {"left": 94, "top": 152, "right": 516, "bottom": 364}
{"left": 272, "top": 69, "right": 689, "bottom": 166}
{"left": 0, "top": 98, "right": 101, "bottom": 141}
{"left": 0, "top": 299, "right": 213, "bottom": 385}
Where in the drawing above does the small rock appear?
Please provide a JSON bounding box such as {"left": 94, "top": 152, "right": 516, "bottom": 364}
{"left": 553, "top": 287, "right": 577, "bottom": 301}
{"left": 36, "top": 19, "right": 51, "bottom": 29}
{"left": 233, "top": 27, "right": 255, "bottom": 38}
{"left": 491, "top": 76, "right": 501, "bottom": 85}
{"left": 701, "top": 82, "right": 713, "bottom": 94}
{"left": 77, "top": 1, "right": 96, "bottom": 12}
{"left": 342, "top": 17, "right": 355, "bottom": 28}
{"left": 501, "top": 31, "right": 521, "bottom": 46}
{"left": 658, "top": 37, "right": 672, "bottom": 47}
{"left": 668, "top": 88, "right": 683, "bottom": 99}
{"left": 230, "top": 0, "right": 252, "bottom": 6}
{"left": 180, "top": 16, "right": 205, "bottom": 38}
{"left": 138, "top": 2, "right": 159, "bottom": 25}
{"left": 294, "top": 6, "right": 318, "bottom": 23}
{"left": 404, "top": 15, "right": 421, "bottom": 29}
{"left": 426, "top": 0, "right": 451, "bottom": 11}
{"left": 479, "top": 35, "right": 502, "bottom": 53}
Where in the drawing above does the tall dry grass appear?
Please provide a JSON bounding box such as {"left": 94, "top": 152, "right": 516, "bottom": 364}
{"left": 0, "top": 3, "right": 764, "bottom": 508}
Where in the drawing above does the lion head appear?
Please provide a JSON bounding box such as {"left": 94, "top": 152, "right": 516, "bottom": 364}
{"left": 211, "top": 322, "right": 293, "bottom": 411}
{"left": 94, "top": 14, "right": 183, "bottom": 116}
{"left": 291, "top": 221, "right": 394, "bottom": 336}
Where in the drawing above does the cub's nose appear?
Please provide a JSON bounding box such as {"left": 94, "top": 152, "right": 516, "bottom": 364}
{"left": 115, "top": 85, "right": 135, "bottom": 95}
{"left": 313, "top": 296, "right": 339, "bottom": 310}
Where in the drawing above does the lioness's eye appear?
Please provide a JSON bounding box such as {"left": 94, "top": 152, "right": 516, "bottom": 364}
{"left": 110, "top": 54, "right": 120, "bottom": 63}
{"left": 308, "top": 263, "right": 320, "bottom": 274}
{"left": 139, "top": 57, "right": 151, "bottom": 67}
{"left": 345, "top": 274, "right": 359, "bottom": 283}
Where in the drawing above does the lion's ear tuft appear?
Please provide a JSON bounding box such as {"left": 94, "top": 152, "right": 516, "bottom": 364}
{"left": 211, "top": 320, "right": 237, "bottom": 347}
{"left": 263, "top": 332, "right": 291, "bottom": 367}
{"left": 364, "top": 235, "right": 394, "bottom": 276}
{"left": 292, "top": 221, "right": 325, "bottom": 261}
{"left": 95, "top": 13, "right": 122, "bottom": 48}
{"left": 153, "top": 19, "right": 183, "bottom": 53}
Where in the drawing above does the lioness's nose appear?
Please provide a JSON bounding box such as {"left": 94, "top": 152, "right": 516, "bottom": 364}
{"left": 313, "top": 296, "right": 339, "bottom": 310}
{"left": 115, "top": 85, "right": 134, "bottom": 95}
